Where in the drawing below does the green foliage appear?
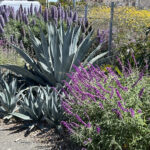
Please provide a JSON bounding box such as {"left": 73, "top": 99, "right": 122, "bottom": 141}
{"left": 0, "top": 22, "right": 107, "bottom": 86}
{"left": 0, "top": 78, "right": 19, "bottom": 119}
{"left": 118, "top": 33, "right": 150, "bottom": 70}
{"left": 62, "top": 65, "right": 150, "bottom": 150}
{"left": 4, "top": 17, "right": 46, "bottom": 57}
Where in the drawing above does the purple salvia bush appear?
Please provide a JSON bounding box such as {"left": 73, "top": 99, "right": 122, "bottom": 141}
{"left": 61, "top": 59, "right": 150, "bottom": 149}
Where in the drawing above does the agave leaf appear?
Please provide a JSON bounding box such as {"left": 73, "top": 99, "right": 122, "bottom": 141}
{"left": 88, "top": 52, "right": 108, "bottom": 65}
{"left": 83, "top": 44, "right": 102, "bottom": 66}
{"left": 73, "top": 30, "right": 94, "bottom": 66}
{"left": 9, "top": 43, "right": 38, "bottom": 70}
{"left": 0, "top": 65, "right": 45, "bottom": 85}
{"left": 3, "top": 114, "right": 12, "bottom": 120}
{"left": 11, "top": 112, "right": 32, "bottom": 120}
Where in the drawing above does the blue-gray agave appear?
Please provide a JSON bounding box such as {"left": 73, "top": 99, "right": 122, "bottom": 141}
{"left": 0, "top": 22, "right": 107, "bottom": 86}
{"left": 0, "top": 79, "right": 19, "bottom": 119}
{"left": 12, "top": 87, "right": 43, "bottom": 121}
{"left": 41, "top": 86, "right": 63, "bottom": 130}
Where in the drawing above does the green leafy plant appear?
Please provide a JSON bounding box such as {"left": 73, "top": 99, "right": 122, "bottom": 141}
{"left": 1, "top": 22, "right": 107, "bottom": 86}
{"left": 0, "top": 78, "right": 19, "bottom": 120}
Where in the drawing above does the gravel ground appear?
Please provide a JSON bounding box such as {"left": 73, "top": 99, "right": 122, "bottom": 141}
{"left": 0, "top": 121, "right": 51, "bottom": 150}
{"left": 0, "top": 120, "right": 80, "bottom": 150}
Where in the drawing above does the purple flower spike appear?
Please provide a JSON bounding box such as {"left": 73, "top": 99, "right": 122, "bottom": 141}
{"left": 44, "top": 8, "right": 48, "bottom": 22}
{"left": 24, "top": 8, "right": 27, "bottom": 14}
{"left": 129, "top": 108, "right": 135, "bottom": 117}
{"left": 61, "top": 9, "right": 65, "bottom": 20}
{"left": 67, "top": 18, "right": 72, "bottom": 26}
{"left": 0, "top": 24, "right": 4, "bottom": 34}
{"left": 28, "top": 8, "right": 30, "bottom": 15}
{"left": 0, "top": 15, "right": 5, "bottom": 28}
{"left": 61, "top": 121, "right": 73, "bottom": 133}
{"left": 73, "top": 12, "right": 78, "bottom": 22}
{"left": 54, "top": 7, "right": 58, "bottom": 20}
{"left": 34, "top": 7, "right": 38, "bottom": 15}
{"left": 64, "top": 10, "right": 68, "bottom": 21}
{"left": 96, "top": 126, "right": 101, "bottom": 134}
{"left": 117, "top": 101, "right": 128, "bottom": 112}
{"left": 139, "top": 88, "right": 144, "bottom": 98}
{"left": 20, "top": 40, "right": 24, "bottom": 49}
{"left": 69, "top": 10, "right": 73, "bottom": 18}
{"left": 24, "top": 15, "right": 29, "bottom": 25}
{"left": 112, "top": 109, "right": 123, "bottom": 119}
{"left": 32, "top": 19, "right": 36, "bottom": 26}
{"left": 99, "top": 102, "right": 104, "bottom": 109}
{"left": 20, "top": 4, "right": 23, "bottom": 12}
{"left": 3, "top": 13, "right": 9, "bottom": 23}
{"left": 137, "top": 109, "right": 142, "bottom": 113}
{"left": 83, "top": 138, "right": 92, "bottom": 145}
{"left": 115, "top": 88, "right": 123, "bottom": 100}
{"left": 58, "top": 6, "right": 62, "bottom": 20}
{"left": 75, "top": 114, "right": 87, "bottom": 127}
{"left": 30, "top": 3, "right": 33, "bottom": 15}
{"left": 39, "top": 5, "right": 42, "bottom": 14}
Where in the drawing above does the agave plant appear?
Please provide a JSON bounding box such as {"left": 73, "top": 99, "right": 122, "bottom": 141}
{"left": 12, "top": 87, "right": 43, "bottom": 122}
{"left": 41, "top": 86, "right": 63, "bottom": 131}
{"left": 0, "top": 22, "right": 108, "bottom": 86}
{"left": 0, "top": 78, "right": 19, "bottom": 120}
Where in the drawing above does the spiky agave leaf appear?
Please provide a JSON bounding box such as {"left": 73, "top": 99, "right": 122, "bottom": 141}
{"left": 12, "top": 87, "right": 43, "bottom": 122}
{"left": 41, "top": 86, "right": 63, "bottom": 129}
{"left": 0, "top": 78, "right": 19, "bottom": 119}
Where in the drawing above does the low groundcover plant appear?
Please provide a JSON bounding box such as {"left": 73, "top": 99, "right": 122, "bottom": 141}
{"left": 61, "top": 61, "right": 150, "bottom": 150}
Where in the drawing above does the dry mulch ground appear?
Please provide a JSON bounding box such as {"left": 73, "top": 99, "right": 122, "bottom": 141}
{"left": 0, "top": 119, "right": 79, "bottom": 150}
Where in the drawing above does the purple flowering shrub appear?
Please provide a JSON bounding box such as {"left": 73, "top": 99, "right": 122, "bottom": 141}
{"left": 61, "top": 62, "right": 150, "bottom": 149}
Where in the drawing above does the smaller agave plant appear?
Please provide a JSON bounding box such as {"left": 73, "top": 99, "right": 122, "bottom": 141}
{"left": 12, "top": 87, "right": 44, "bottom": 135}
{"left": 0, "top": 78, "right": 19, "bottom": 120}
{"left": 12, "top": 87, "right": 44, "bottom": 122}
{"left": 42, "top": 86, "right": 63, "bottom": 132}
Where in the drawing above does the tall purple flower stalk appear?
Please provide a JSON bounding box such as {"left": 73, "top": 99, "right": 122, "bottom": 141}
{"left": 44, "top": 8, "right": 48, "bottom": 23}
{"left": 0, "top": 24, "right": 4, "bottom": 34}
{"left": 0, "top": 15, "right": 5, "bottom": 28}
{"left": 30, "top": 3, "right": 33, "bottom": 16}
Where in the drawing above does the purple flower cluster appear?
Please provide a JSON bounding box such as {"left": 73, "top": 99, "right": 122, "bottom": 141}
{"left": 97, "top": 29, "right": 108, "bottom": 44}
{"left": 0, "top": 3, "right": 86, "bottom": 35}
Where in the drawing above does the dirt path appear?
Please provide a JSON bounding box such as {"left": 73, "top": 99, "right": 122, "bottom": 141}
{"left": 0, "top": 121, "right": 51, "bottom": 150}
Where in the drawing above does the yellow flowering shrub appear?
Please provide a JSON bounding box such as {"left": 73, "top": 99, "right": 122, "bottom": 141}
{"left": 88, "top": 6, "right": 150, "bottom": 31}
